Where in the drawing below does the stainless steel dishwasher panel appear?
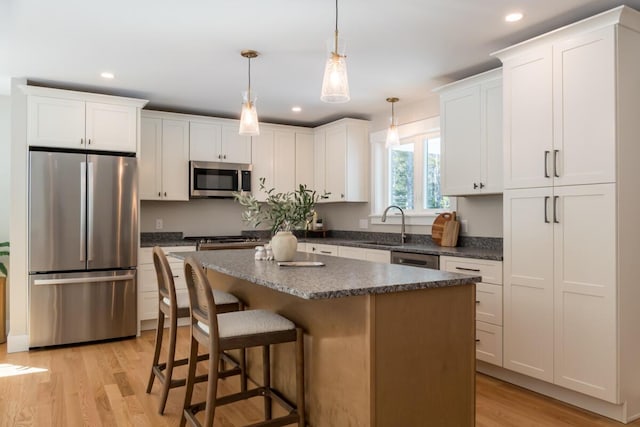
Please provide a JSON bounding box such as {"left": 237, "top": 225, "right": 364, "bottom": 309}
{"left": 29, "top": 270, "right": 137, "bottom": 347}
{"left": 390, "top": 251, "right": 439, "bottom": 269}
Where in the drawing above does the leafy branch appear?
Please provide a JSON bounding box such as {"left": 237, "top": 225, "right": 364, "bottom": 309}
{"left": 234, "top": 178, "right": 328, "bottom": 235}
{"left": 0, "top": 241, "right": 9, "bottom": 277}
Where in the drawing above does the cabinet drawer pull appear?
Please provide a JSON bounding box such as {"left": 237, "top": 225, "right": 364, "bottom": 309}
{"left": 553, "top": 150, "right": 560, "bottom": 178}
{"left": 544, "top": 150, "right": 550, "bottom": 178}
{"left": 475, "top": 300, "right": 480, "bottom": 304}
{"left": 544, "top": 196, "right": 550, "bottom": 223}
{"left": 320, "top": 250, "right": 332, "bottom": 254}
{"left": 475, "top": 339, "right": 481, "bottom": 343}
{"left": 455, "top": 266, "right": 481, "bottom": 272}
{"left": 553, "top": 196, "right": 559, "bottom": 224}
{"left": 173, "top": 275, "right": 179, "bottom": 278}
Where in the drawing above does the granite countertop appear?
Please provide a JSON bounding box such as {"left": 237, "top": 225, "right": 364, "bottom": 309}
{"left": 300, "top": 238, "right": 503, "bottom": 261}
{"left": 169, "top": 249, "right": 481, "bottom": 300}
{"left": 141, "top": 232, "right": 503, "bottom": 261}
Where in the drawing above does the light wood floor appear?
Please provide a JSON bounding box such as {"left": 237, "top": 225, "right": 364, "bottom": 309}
{"left": 1, "top": 327, "right": 639, "bottom": 427}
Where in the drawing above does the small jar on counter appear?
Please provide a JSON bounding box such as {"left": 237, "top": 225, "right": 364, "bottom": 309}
{"left": 254, "top": 246, "right": 266, "bottom": 260}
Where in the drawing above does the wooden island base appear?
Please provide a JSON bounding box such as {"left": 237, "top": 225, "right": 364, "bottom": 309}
{"left": 207, "top": 269, "right": 476, "bottom": 427}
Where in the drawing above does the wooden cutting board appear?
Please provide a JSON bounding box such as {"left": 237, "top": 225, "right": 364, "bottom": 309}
{"left": 432, "top": 211, "right": 460, "bottom": 247}
{"left": 431, "top": 212, "right": 454, "bottom": 245}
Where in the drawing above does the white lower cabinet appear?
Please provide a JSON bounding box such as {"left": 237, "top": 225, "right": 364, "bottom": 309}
{"left": 337, "top": 246, "right": 390, "bottom": 263}
{"left": 441, "top": 255, "right": 503, "bottom": 367}
{"left": 305, "top": 243, "right": 338, "bottom": 256}
{"left": 504, "top": 184, "right": 617, "bottom": 401}
{"left": 138, "top": 246, "right": 195, "bottom": 329}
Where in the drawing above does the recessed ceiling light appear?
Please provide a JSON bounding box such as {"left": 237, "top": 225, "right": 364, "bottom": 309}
{"left": 291, "top": 106, "right": 302, "bottom": 113}
{"left": 505, "top": 12, "right": 523, "bottom": 23}
{"left": 100, "top": 72, "right": 115, "bottom": 79}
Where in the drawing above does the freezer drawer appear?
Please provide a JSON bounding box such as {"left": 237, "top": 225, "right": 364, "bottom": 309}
{"left": 29, "top": 270, "right": 137, "bottom": 347}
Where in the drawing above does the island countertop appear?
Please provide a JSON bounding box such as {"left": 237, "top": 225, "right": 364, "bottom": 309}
{"left": 170, "top": 249, "right": 480, "bottom": 300}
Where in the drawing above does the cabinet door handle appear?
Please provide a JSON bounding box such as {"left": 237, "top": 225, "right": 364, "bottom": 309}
{"left": 475, "top": 300, "right": 480, "bottom": 304}
{"left": 475, "top": 339, "right": 481, "bottom": 343}
{"left": 88, "top": 139, "right": 92, "bottom": 145}
{"left": 164, "top": 192, "right": 167, "bottom": 197}
{"left": 553, "top": 196, "right": 560, "bottom": 223}
{"left": 544, "top": 196, "right": 550, "bottom": 223}
{"left": 223, "top": 154, "right": 227, "bottom": 159}
{"left": 341, "top": 193, "right": 344, "bottom": 199}
{"left": 473, "top": 182, "right": 478, "bottom": 189}
{"left": 218, "top": 154, "right": 221, "bottom": 159}
{"left": 455, "top": 266, "right": 481, "bottom": 272}
{"left": 544, "top": 151, "right": 550, "bottom": 178}
{"left": 553, "top": 150, "right": 560, "bottom": 178}
{"left": 479, "top": 182, "right": 485, "bottom": 189}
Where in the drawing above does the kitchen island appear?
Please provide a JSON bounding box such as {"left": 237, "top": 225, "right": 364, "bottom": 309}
{"left": 171, "top": 249, "right": 480, "bottom": 427}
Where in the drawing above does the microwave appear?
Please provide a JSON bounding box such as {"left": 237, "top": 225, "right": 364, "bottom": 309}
{"left": 189, "top": 161, "right": 252, "bottom": 198}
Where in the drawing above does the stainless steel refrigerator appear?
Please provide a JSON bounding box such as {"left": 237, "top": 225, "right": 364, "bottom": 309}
{"left": 28, "top": 149, "right": 138, "bottom": 347}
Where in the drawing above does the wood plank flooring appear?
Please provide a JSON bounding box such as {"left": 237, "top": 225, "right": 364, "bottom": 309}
{"left": 0, "top": 326, "right": 638, "bottom": 427}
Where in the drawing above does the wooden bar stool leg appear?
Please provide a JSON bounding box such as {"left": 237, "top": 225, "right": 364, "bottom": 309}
{"left": 240, "top": 348, "right": 247, "bottom": 392}
{"left": 180, "top": 336, "right": 200, "bottom": 427}
{"left": 158, "top": 314, "right": 178, "bottom": 414}
{"left": 146, "top": 311, "right": 165, "bottom": 393}
{"left": 263, "top": 345, "right": 272, "bottom": 420}
{"left": 203, "top": 350, "right": 221, "bottom": 427}
{"left": 296, "top": 328, "right": 306, "bottom": 427}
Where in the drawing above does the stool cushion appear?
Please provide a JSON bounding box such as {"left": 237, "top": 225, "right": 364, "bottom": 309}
{"left": 198, "top": 309, "right": 295, "bottom": 338}
{"left": 163, "top": 290, "right": 238, "bottom": 309}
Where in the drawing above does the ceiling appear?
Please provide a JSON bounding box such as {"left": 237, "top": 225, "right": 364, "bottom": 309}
{"left": 2, "top": 0, "right": 640, "bottom": 127}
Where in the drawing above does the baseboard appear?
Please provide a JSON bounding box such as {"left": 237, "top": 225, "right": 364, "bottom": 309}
{"left": 7, "top": 334, "right": 29, "bottom": 353}
{"left": 478, "top": 361, "right": 630, "bottom": 423}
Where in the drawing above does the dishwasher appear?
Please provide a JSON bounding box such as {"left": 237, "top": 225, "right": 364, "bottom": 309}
{"left": 390, "top": 251, "right": 439, "bottom": 270}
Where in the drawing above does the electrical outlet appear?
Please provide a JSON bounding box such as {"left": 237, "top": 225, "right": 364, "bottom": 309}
{"left": 155, "top": 218, "right": 163, "bottom": 230}
{"left": 460, "top": 220, "right": 468, "bottom": 233}
{"left": 359, "top": 219, "right": 369, "bottom": 229}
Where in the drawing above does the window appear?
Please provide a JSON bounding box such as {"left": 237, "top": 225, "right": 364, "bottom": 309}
{"left": 371, "top": 117, "right": 454, "bottom": 223}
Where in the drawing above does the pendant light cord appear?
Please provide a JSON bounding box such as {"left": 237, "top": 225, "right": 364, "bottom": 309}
{"left": 334, "top": 0, "right": 339, "bottom": 53}
{"left": 247, "top": 56, "right": 252, "bottom": 101}
{"left": 392, "top": 101, "right": 395, "bottom": 125}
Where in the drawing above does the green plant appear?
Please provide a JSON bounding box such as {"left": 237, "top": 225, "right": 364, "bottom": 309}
{"left": 234, "top": 178, "right": 328, "bottom": 235}
{"left": 0, "top": 241, "right": 8, "bottom": 277}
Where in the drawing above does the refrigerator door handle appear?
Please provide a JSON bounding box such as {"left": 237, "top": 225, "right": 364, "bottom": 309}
{"left": 87, "top": 161, "right": 94, "bottom": 262}
{"left": 32, "top": 273, "right": 136, "bottom": 286}
{"left": 80, "top": 161, "right": 86, "bottom": 262}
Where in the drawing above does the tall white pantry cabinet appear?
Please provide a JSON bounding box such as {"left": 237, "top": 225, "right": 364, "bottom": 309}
{"left": 494, "top": 6, "right": 640, "bottom": 421}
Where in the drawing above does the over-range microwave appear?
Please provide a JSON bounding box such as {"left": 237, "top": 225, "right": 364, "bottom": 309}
{"left": 189, "top": 161, "right": 252, "bottom": 198}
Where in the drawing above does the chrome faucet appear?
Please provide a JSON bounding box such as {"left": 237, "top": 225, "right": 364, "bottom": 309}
{"left": 381, "top": 205, "right": 406, "bottom": 245}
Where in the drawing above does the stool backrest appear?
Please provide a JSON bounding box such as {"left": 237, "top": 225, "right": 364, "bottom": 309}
{"left": 184, "top": 256, "right": 220, "bottom": 340}
{"left": 152, "top": 246, "right": 179, "bottom": 317}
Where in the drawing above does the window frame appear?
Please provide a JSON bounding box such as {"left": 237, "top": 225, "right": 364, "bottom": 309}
{"left": 369, "top": 116, "right": 456, "bottom": 226}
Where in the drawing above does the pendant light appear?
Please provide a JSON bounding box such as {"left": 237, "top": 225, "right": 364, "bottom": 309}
{"left": 385, "top": 97, "right": 400, "bottom": 148}
{"left": 239, "top": 50, "right": 260, "bottom": 136}
{"left": 320, "top": 0, "right": 350, "bottom": 103}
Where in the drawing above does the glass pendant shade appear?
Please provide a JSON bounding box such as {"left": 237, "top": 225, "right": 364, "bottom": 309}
{"left": 321, "top": 51, "right": 350, "bottom": 103}
{"left": 239, "top": 91, "right": 260, "bottom": 136}
{"left": 385, "top": 124, "right": 400, "bottom": 148}
{"left": 385, "top": 97, "right": 400, "bottom": 148}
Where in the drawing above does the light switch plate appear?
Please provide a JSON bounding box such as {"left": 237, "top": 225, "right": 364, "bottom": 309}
{"left": 155, "top": 218, "right": 163, "bottom": 230}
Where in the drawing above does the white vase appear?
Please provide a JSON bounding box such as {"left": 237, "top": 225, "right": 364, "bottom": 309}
{"left": 271, "top": 231, "right": 298, "bottom": 262}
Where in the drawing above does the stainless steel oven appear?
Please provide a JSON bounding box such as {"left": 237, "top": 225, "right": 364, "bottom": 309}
{"left": 190, "top": 161, "right": 252, "bottom": 198}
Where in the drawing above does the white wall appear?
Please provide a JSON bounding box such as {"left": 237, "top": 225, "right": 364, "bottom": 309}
{"left": 0, "top": 95, "right": 9, "bottom": 242}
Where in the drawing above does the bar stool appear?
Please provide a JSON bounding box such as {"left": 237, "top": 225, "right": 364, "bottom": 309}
{"left": 146, "top": 247, "right": 243, "bottom": 414}
{"left": 181, "top": 256, "right": 306, "bottom": 427}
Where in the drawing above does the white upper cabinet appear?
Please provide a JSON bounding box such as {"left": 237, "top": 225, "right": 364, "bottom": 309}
{"left": 250, "top": 125, "right": 307, "bottom": 201}
{"left": 295, "top": 132, "right": 314, "bottom": 189}
{"left": 314, "top": 119, "right": 369, "bottom": 202}
{"left": 139, "top": 114, "right": 189, "bottom": 201}
{"left": 25, "top": 87, "right": 146, "bottom": 153}
{"left": 500, "top": 27, "right": 616, "bottom": 189}
{"left": 189, "top": 120, "right": 251, "bottom": 164}
{"left": 436, "top": 68, "right": 502, "bottom": 196}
